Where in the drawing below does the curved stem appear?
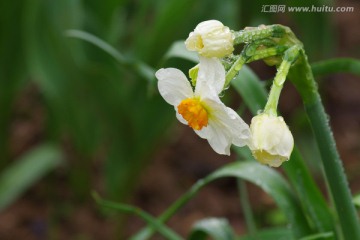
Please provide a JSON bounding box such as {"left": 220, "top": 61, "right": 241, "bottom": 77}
{"left": 289, "top": 51, "right": 360, "bottom": 240}
{"left": 233, "top": 24, "right": 287, "bottom": 45}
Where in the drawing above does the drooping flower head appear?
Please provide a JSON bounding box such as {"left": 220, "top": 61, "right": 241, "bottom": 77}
{"left": 185, "top": 20, "right": 234, "bottom": 58}
{"left": 249, "top": 113, "right": 294, "bottom": 167}
{"left": 155, "top": 57, "right": 250, "bottom": 155}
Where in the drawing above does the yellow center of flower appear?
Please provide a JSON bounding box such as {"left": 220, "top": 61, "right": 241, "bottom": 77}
{"left": 177, "top": 98, "right": 208, "bottom": 130}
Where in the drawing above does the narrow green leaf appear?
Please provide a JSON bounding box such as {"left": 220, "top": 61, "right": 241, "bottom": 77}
{"left": 232, "top": 65, "right": 267, "bottom": 114}
{"left": 311, "top": 58, "right": 360, "bottom": 77}
{"left": 210, "top": 162, "right": 311, "bottom": 237}
{"left": 131, "top": 161, "right": 310, "bottom": 240}
{"left": 92, "top": 193, "right": 183, "bottom": 240}
{"left": 353, "top": 194, "right": 360, "bottom": 208}
{"left": 237, "top": 179, "right": 257, "bottom": 237}
{"left": 162, "top": 40, "right": 198, "bottom": 63}
{"left": 238, "top": 227, "right": 293, "bottom": 240}
{"left": 299, "top": 232, "right": 334, "bottom": 240}
{"left": 188, "top": 218, "right": 236, "bottom": 240}
{"left": 0, "top": 144, "right": 63, "bottom": 211}
{"left": 65, "top": 29, "right": 155, "bottom": 82}
{"left": 65, "top": 29, "right": 126, "bottom": 63}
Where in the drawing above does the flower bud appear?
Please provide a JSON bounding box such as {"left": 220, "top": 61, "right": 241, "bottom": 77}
{"left": 249, "top": 114, "right": 294, "bottom": 167}
{"left": 185, "top": 20, "right": 234, "bottom": 58}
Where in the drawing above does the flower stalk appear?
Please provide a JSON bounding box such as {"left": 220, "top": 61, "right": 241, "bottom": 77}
{"left": 264, "top": 45, "right": 300, "bottom": 116}
{"left": 288, "top": 50, "right": 360, "bottom": 240}
{"left": 232, "top": 24, "right": 360, "bottom": 238}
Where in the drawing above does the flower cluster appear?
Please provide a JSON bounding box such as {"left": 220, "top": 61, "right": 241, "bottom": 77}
{"left": 155, "top": 20, "right": 294, "bottom": 167}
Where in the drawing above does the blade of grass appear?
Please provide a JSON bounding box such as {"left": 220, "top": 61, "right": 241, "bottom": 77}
{"left": 92, "top": 192, "right": 183, "bottom": 240}
{"left": 131, "top": 161, "right": 311, "bottom": 240}
{"left": 311, "top": 58, "right": 360, "bottom": 77}
{"left": 65, "top": 29, "right": 155, "bottom": 83}
{"left": 0, "top": 144, "right": 63, "bottom": 211}
{"left": 237, "top": 179, "right": 257, "bottom": 237}
{"left": 238, "top": 227, "right": 293, "bottom": 240}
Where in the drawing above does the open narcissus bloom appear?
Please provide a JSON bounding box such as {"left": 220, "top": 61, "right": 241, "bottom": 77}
{"left": 185, "top": 20, "right": 234, "bottom": 58}
{"left": 155, "top": 57, "right": 250, "bottom": 155}
{"left": 249, "top": 113, "right": 294, "bottom": 167}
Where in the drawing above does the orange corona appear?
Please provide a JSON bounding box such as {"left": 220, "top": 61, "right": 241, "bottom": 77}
{"left": 177, "top": 98, "right": 208, "bottom": 130}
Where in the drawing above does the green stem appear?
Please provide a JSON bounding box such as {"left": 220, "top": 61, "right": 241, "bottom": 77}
{"left": 264, "top": 60, "right": 292, "bottom": 116}
{"left": 263, "top": 83, "right": 282, "bottom": 116}
{"left": 225, "top": 55, "right": 247, "bottom": 87}
{"left": 289, "top": 51, "right": 360, "bottom": 240}
{"left": 238, "top": 179, "right": 257, "bottom": 237}
{"left": 247, "top": 45, "right": 287, "bottom": 62}
{"left": 233, "top": 24, "right": 287, "bottom": 45}
{"left": 129, "top": 180, "right": 207, "bottom": 240}
{"left": 225, "top": 41, "right": 286, "bottom": 89}
{"left": 232, "top": 65, "right": 335, "bottom": 234}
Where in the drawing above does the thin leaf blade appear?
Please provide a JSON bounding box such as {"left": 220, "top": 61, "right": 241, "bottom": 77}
{"left": 0, "top": 144, "right": 63, "bottom": 211}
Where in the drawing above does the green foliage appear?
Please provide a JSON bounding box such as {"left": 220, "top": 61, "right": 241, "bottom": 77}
{"left": 188, "top": 218, "right": 236, "bottom": 240}
{"left": 93, "top": 192, "right": 183, "bottom": 240}
{"left": 1, "top": 0, "right": 359, "bottom": 239}
{"left": 131, "top": 161, "right": 311, "bottom": 239}
{"left": 0, "top": 144, "right": 63, "bottom": 211}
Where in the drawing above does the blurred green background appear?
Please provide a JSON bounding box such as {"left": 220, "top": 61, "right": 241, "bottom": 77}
{"left": 0, "top": 0, "right": 359, "bottom": 239}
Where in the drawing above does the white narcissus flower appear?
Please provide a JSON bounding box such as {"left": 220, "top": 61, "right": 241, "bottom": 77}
{"left": 249, "top": 113, "right": 294, "bottom": 167}
{"left": 155, "top": 57, "right": 250, "bottom": 155}
{"left": 185, "top": 20, "right": 234, "bottom": 58}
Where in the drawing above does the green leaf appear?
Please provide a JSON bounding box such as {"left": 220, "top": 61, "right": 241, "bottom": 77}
{"left": 65, "top": 29, "right": 155, "bottom": 83}
{"left": 188, "top": 218, "right": 236, "bottom": 240}
{"left": 0, "top": 144, "right": 63, "bottom": 211}
{"left": 238, "top": 227, "right": 293, "bottom": 240}
{"left": 232, "top": 65, "right": 267, "bottom": 114}
{"left": 311, "top": 58, "right": 360, "bottom": 77}
{"left": 92, "top": 192, "right": 183, "bottom": 240}
{"left": 299, "top": 232, "right": 334, "bottom": 240}
{"left": 162, "top": 40, "right": 198, "bottom": 63}
{"left": 353, "top": 193, "right": 360, "bottom": 208}
{"left": 131, "top": 161, "right": 310, "bottom": 240}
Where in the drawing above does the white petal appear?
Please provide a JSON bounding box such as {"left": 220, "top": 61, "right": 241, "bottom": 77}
{"left": 206, "top": 98, "right": 251, "bottom": 146}
{"left": 195, "top": 57, "right": 225, "bottom": 97}
{"left": 274, "top": 125, "right": 294, "bottom": 158}
{"left": 156, "top": 68, "right": 194, "bottom": 106}
{"left": 223, "top": 107, "right": 252, "bottom": 147}
{"left": 196, "top": 121, "right": 232, "bottom": 155}
{"left": 194, "top": 97, "right": 250, "bottom": 155}
{"left": 175, "top": 110, "right": 187, "bottom": 125}
{"left": 194, "top": 20, "right": 224, "bottom": 35}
